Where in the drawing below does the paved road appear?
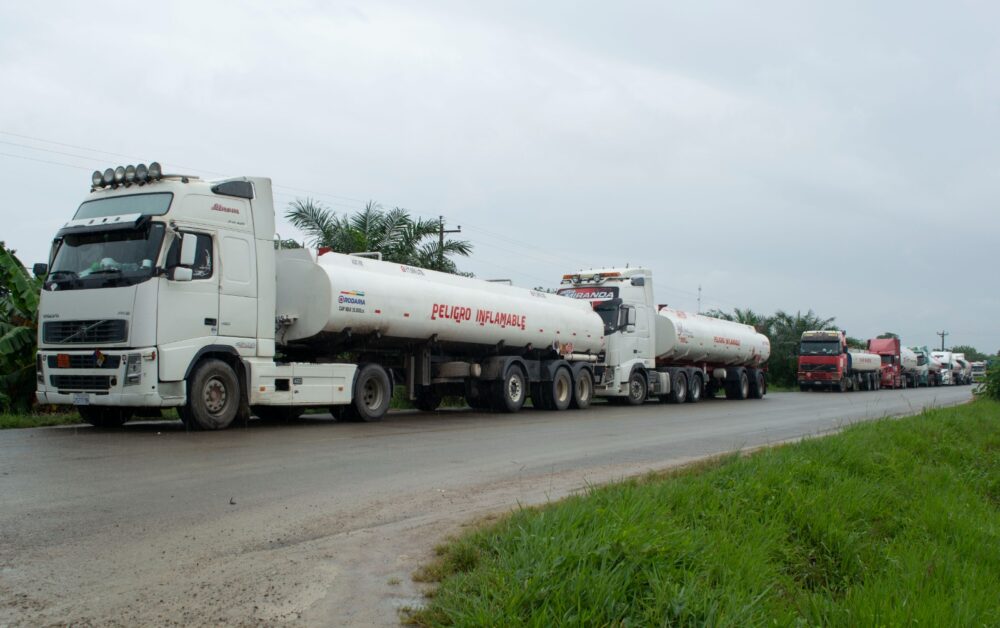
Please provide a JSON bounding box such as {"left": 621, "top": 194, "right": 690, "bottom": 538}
{"left": 0, "top": 387, "right": 972, "bottom": 626}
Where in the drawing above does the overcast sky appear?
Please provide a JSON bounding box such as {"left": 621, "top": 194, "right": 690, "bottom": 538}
{"left": 1, "top": 1, "right": 996, "bottom": 352}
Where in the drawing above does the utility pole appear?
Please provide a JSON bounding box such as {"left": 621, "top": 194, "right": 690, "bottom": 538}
{"left": 937, "top": 330, "right": 949, "bottom": 351}
{"left": 438, "top": 216, "right": 462, "bottom": 268}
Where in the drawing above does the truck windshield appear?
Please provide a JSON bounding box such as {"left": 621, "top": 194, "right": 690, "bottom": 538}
{"left": 46, "top": 223, "right": 166, "bottom": 290}
{"left": 799, "top": 341, "right": 840, "bottom": 356}
{"left": 593, "top": 299, "right": 622, "bottom": 335}
{"left": 880, "top": 355, "right": 893, "bottom": 365}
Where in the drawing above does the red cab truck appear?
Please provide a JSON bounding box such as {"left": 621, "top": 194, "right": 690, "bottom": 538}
{"left": 797, "top": 330, "right": 881, "bottom": 392}
{"left": 867, "top": 337, "right": 918, "bottom": 389}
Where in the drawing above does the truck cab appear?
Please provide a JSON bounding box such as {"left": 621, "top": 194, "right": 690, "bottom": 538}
{"left": 868, "top": 338, "right": 905, "bottom": 389}
{"left": 35, "top": 163, "right": 356, "bottom": 429}
{"left": 797, "top": 330, "right": 850, "bottom": 391}
{"left": 557, "top": 269, "right": 658, "bottom": 401}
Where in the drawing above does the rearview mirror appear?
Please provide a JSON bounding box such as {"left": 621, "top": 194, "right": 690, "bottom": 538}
{"left": 179, "top": 233, "right": 198, "bottom": 267}
{"left": 171, "top": 267, "right": 193, "bottom": 282}
{"left": 32, "top": 263, "right": 47, "bottom": 278}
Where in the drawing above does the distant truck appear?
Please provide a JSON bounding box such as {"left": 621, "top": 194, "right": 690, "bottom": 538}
{"left": 931, "top": 351, "right": 956, "bottom": 385}
{"left": 972, "top": 361, "right": 987, "bottom": 383}
{"left": 868, "top": 338, "right": 918, "bottom": 389}
{"left": 909, "top": 346, "right": 942, "bottom": 387}
{"left": 797, "top": 330, "right": 881, "bottom": 392}
{"left": 556, "top": 269, "right": 772, "bottom": 403}
{"left": 953, "top": 354, "right": 973, "bottom": 385}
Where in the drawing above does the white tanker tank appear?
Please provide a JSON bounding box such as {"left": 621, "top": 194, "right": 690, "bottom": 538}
{"left": 274, "top": 249, "right": 605, "bottom": 356}
{"left": 654, "top": 308, "right": 770, "bottom": 366}
{"left": 900, "top": 346, "right": 919, "bottom": 373}
{"left": 847, "top": 350, "right": 881, "bottom": 372}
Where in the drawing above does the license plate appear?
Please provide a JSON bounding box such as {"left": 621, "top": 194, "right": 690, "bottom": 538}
{"left": 73, "top": 393, "right": 90, "bottom": 406}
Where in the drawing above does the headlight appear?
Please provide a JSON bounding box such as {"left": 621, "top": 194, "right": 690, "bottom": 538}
{"left": 126, "top": 353, "right": 142, "bottom": 386}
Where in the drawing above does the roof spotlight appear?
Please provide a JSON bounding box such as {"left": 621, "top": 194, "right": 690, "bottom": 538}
{"left": 102, "top": 168, "right": 115, "bottom": 185}
{"left": 114, "top": 166, "right": 126, "bottom": 183}
{"left": 91, "top": 170, "right": 103, "bottom": 187}
{"left": 125, "top": 164, "right": 136, "bottom": 183}
{"left": 148, "top": 162, "right": 162, "bottom": 180}
{"left": 136, "top": 163, "right": 148, "bottom": 182}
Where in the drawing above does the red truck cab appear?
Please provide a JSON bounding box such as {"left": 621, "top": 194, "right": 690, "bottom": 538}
{"left": 797, "top": 330, "right": 849, "bottom": 391}
{"left": 867, "top": 337, "right": 904, "bottom": 389}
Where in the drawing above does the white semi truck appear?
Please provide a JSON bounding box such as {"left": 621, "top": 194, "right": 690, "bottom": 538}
{"left": 557, "top": 270, "right": 771, "bottom": 403}
{"left": 35, "top": 164, "right": 770, "bottom": 429}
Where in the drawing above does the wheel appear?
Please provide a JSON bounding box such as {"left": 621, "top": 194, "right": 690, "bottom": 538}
{"left": 415, "top": 389, "right": 442, "bottom": 412}
{"left": 543, "top": 367, "right": 573, "bottom": 411}
{"left": 349, "top": 364, "right": 392, "bottom": 421}
{"left": 725, "top": 368, "right": 749, "bottom": 400}
{"left": 494, "top": 366, "right": 527, "bottom": 413}
{"left": 669, "top": 372, "right": 688, "bottom": 403}
{"left": 184, "top": 359, "right": 242, "bottom": 430}
{"left": 686, "top": 373, "right": 703, "bottom": 403}
{"left": 570, "top": 368, "right": 594, "bottom": 410}
{"left": 625, "top": 370, "right": 646, "bottom": 406}
{"left": 253, "top": 406, "right": 304, "bottom": 422}
{"left": 78, "top": 406, "right": 132, "bottom": 428}
{"left": 749, "top": 370, "right": 765, "bottom": 399}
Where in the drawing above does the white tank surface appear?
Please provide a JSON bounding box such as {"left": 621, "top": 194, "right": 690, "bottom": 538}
{"left": 900, "top": 346, "right": 919, "bottom": 373}
{"left": 274, "top": 249, "right": 605, "bottom": 354}
{"left": 654, "top": 308, "right": 770, "bottom": 366}
{"left": 932, "top": 351, "right": 955, "bottom": 371}
{"left": 847, "top": 350, "right": 881, "bottom": 372}
{"left": 927, "top": 356, "right": 943, "bottom": 372}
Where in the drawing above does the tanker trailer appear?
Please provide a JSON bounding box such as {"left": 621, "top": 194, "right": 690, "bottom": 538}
{"left": 953, "top": 354, "right": 972, "bottom": 385}
{"left": 931, "top": 351, "right": 955, "bottom": 385}
{"left": 557, "top": 267, "right": 770, "bottom": 404}
{"left": 900, "top": 346, "right": 920, "bottom": 388}
{"left": 655, "top": 307, "right": 772, "bottom": 400}
{"left": 275, "top": 248, "right": 606, "bottom": 417}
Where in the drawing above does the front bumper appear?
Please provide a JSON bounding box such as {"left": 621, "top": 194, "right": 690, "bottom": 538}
{"left": 36, "top": 347, "right": 185, "bottom": 407}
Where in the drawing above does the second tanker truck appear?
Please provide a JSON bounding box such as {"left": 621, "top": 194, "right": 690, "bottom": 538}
{"left": 796, "top": 330, "right": 881, "bottom": 392}
{"left": 34, "top": 165, "right": 771, "bottom": 429}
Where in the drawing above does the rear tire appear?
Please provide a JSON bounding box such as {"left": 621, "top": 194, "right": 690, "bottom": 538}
{"left": 494, "top": 366, "right": 527, "bottom": 413}
{"left": 669, "top": 372, "right": 688, "bottom": 403}
{"left": 349, "top": 364, "right": 391, "bottom": 421}
{"left": 184, "top": 359, "right": 241, "bottom": 430}
{"left": 543, "top": 367, "right": 573, "bottom": 411}
{"left": 570, "top": 368, "right": 594, "bottom": 410}
{"left": 725, "top": 368, "right": 749, "bottom": 400}
{"left": 687, "top": 373, "right": 703, "bottom": 403}
{"left": 78, "top": 406, "right": 132, "bottom": 428}
{"left": 749, "top": 370, "right": 765, "bottom": 399}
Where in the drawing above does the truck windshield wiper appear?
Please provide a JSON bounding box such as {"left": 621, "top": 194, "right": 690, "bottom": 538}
{"left": 87, "top": 268, "right": 123, "bottom": 275}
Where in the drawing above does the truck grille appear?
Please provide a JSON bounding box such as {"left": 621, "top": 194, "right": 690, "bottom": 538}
{"left": 43, "top": 320, "right": 127, "bottom": 344}
{"left": 799, "top": 363, "right": 836, "bottom": 373}
{"left": 47, "top": 354, "right": 122, "bottom": 369}
{"left": 49, "top": 375, "right": 113, "bottom": 391}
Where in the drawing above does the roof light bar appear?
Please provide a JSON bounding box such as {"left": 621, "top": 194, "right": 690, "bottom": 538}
{"left": 90, "top": 160, "right": 165, "bottom": 189}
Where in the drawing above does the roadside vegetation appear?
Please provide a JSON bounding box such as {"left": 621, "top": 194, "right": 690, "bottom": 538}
{"left": 409, "top": 399, "right": 1000, "bottom": 626}
{"left": 0, "top": 412, "right": 83, "bottom": 429}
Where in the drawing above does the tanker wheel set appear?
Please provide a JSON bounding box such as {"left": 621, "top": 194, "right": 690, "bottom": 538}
{"left": 34, "top": 166, "right": 951, "bottom": 430}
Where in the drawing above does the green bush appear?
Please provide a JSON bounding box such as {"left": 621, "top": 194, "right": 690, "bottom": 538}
{"left": 975, "top": 362, "right": 1000, "bottom": 401}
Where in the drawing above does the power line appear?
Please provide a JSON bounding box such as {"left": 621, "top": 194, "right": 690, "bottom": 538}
{"left": 937, "top": 330, "right": 949, "bottom": 351}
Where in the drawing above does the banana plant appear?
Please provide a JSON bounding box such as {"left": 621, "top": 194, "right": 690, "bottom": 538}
{"left": 0, "top": 242, "right": 41, "bottom": 412}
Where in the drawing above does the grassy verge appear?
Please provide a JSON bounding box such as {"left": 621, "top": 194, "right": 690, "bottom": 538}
{"left": 409, "top": 399, "right": 1000, "bottom": 626}
{"left": 0, "top": 412, "right": 84, "bottom": 429}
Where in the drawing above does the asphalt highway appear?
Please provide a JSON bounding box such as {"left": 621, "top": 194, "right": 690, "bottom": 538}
{"left": 0, "top": 386, "right": 973, "bottom": 626}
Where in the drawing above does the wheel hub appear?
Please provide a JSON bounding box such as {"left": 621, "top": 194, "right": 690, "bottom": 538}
{"left": 203, "top": 378, "right": 227, "bottom": 414}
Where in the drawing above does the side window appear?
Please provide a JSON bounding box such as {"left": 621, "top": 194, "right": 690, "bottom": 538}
{"left": 166, "top": 233, "right": 214, "bottom": 279}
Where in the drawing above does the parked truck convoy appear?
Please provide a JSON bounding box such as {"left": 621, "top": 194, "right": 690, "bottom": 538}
{"left": 34, "top": 165, "right": 772, "bottom": 429}
{"left": 910, "top": 346, "right": 943, "bottom": 387}
{"left": 867, "top": 338, "right": 919, "bottom": 389}
{"left": 796, "top": 330, "right": 881, "bottom": 392}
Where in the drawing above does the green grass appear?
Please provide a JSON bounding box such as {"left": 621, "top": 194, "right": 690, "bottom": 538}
{"left": 409, "top": 399, "right": 1000, "bottom": 626}
{"left": 0, "top": 412, "right": 84, "bottom": 429}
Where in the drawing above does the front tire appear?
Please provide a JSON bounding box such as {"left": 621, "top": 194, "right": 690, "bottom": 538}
{"left": 185, "top": 359, "right": 241, "bottom": 430}
{"left": 78, "top": 406, "right": 132, "bottom": 428}
{"left": 626, "top": 370, "right": 646, "bottom": 406}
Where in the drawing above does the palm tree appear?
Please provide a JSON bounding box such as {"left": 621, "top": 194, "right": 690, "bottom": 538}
{"left": 285, "top": 199, "right": 472, "bottom": 273}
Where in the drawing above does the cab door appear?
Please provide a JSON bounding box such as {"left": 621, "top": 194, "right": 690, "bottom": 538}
{"left": 158, "top": 231, "right": 219, "bottom": 346}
